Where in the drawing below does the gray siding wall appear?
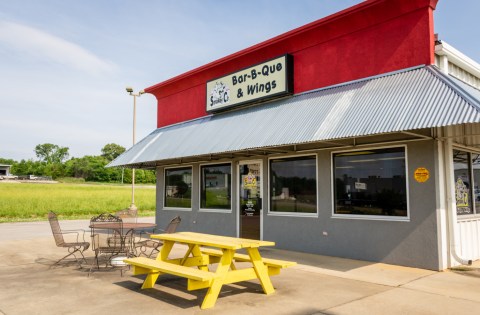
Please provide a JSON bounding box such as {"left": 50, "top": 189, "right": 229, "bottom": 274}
{"left": 264, "top": 141, "right": 440, "bottom": 270}
{"left": 155, "top": 140, "right": 440, "bottom": 270}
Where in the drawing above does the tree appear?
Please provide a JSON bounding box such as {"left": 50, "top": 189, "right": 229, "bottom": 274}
{"left": 65, "top": 155, "right": 124, "bottom": 182}
{"left": 2, "top": 142, "right": 155, "bottom": 183}
{"left": 34, "top": 143, "right": 69, "bottom": 164}
{"left": 101, "top": 143, "right": 126, "bottom": 161}
{"left": 12, "top": 159, "right": 43, "bottom": 176}
{"left": 0, "top": 158, "right": 15, "bottom": 165}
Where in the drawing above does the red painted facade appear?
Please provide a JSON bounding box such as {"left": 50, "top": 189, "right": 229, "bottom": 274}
{"left": 145, "top": 0, "right": 438, "bottom": 128}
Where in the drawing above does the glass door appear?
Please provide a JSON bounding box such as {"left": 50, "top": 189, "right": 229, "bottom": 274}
{"left": 238, "top": 161, "right": 262, "bottom": 239}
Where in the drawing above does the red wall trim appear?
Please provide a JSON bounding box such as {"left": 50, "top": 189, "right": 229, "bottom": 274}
{"left": 147, "top": 0, "right": 438, "bottom": 128}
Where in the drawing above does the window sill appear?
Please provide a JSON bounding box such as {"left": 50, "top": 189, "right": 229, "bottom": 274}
{"left": 199, "top": 208, "right": 232, "bottom": 214}
{"left": 163, "top": 207, "right": 192, "bottom": 212}
{"left": 331, "top": 214, "right": 410, "bottom": 222}
{"left": 267, "top": 212, "right": 318, "bottom": 218}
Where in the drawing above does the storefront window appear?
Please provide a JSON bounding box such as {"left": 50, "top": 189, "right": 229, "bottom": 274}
{"left": 453, "top": 150, "right": 479, "bottom": 215}
{"left": 164, "top": 167, "right": 192, "bottom": 208}
{"left": 200, "top": 164, "right": 231, "bottom": 210}
{"left": 333, "top": 147, "right": 407, "bottom": 217}
{"left": 474, "top": 154, "right": 480, "bottom": 215}
{"left": 270, "top": 156, "right": 317, "bottom": 213}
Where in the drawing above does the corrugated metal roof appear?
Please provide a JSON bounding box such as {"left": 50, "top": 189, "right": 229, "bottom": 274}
{"left": 109, "top": 65, "right": 480, "bottom": 168}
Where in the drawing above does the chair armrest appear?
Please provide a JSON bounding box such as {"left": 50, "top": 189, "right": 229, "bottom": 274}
{"left": 62, "top": 229, "right": 88, "bottom": 242}
{"left": 137, "top": 228, "right": 166, "bottom": 240}
{"left": 62, "top": 229, "right": 87, "bottom": 232}
{"left": 56, "top": 231, "right": 82, "bottom": 243}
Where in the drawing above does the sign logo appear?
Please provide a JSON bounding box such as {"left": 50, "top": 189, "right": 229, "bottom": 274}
{"left": 210, "top": 81, "right": 230, "bottom": 107}
{"left": 206, "top": 55, "right": 293, "bottom": 112}
{"left": 243, "top": 172, "right": 257, "bottom": 189}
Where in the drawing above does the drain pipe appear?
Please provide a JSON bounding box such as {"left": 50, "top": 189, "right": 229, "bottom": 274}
{"left": 444, "top": 138, "right": 473, "bottom": 266}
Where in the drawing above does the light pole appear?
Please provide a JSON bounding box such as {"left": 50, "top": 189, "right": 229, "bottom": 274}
{"left": 126, "top": 86, "right": 145, "bottom": 211}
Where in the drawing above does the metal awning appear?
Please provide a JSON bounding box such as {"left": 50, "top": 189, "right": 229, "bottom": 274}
{"left": 109, "top": 65, "right": 480, "bottom": 168}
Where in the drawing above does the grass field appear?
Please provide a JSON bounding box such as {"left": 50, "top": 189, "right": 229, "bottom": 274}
{"left": 0, "top": 182, "right": 156, "bottom": 222}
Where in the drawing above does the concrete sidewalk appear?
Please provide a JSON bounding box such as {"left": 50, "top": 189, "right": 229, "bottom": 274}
{"left": 0, "top": 219, "right": 480, "bottom": 314}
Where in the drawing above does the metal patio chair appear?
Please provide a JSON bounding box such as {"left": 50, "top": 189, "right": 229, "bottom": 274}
{"left": 88, "top": 213, "right": 130, "bottom": 276}
{"left": 47, "top": 211, "right": 90, "bottom": 266}
{"left": 134, "top": 216, "right": 181, "bottom": 258}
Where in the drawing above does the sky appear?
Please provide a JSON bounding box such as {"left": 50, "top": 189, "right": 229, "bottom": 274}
{"left": 0, "top": 0, "right": 479, "bottom": 161}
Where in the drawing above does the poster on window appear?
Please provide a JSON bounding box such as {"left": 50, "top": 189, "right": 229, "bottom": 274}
{"left": 242, "top": 173, "right": 258, "bottom": 196}
{"left": 455, "top": 177, "right": 471, "bottom": 214}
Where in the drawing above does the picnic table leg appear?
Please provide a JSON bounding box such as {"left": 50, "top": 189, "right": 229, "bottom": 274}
{"left": 179, "top": 244, "right": 194, "bottom": 265}
{"left": 190, "top": 245, "right": 209, "bottom": 271}
{"left": 138, "top": 240, "right": 175, "bottom": 289}
{"left": 141, "top": 272, "right": 161, "bottom": 289}
{"left": 201, "top": 249, "right": 234, "bottom": 309}
{"left": 247, "top": 248, "right": 275, "bottom": 295}
{"left": 157, "top": 240, "right": 174, "bottom": 262}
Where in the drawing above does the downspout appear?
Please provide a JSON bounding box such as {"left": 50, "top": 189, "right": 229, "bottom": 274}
{"left": 444, "top": 137, "right": 473, "bottom": 266}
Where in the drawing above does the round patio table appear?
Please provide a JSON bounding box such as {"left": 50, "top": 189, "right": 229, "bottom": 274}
{"left": 89, "top": 222, "right": 156, "bottom": 230}
{"left": 89, "top": 222, "right": 157, "bottom": 257}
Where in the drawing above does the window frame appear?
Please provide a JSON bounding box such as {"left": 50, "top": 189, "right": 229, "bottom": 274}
{"left": 163, "top": 165, "right": 193, "bottom": 211}
{"left": 199, "top": 162, "right": 233, "bottom": 213}
{"left": 267, "top": 153, "right": 319, "bottom": 218}
{"left": 331, "top": 145, "right": 410, "bottom": 222}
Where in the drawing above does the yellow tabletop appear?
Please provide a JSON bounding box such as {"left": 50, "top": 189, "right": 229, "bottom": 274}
{"left": 151, "top": 231, "right": 275, "bottom": 249}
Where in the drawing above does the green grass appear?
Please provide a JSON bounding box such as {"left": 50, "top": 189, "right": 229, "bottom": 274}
{"left": 0, "top": 182, "right": 156, "bottom": 222}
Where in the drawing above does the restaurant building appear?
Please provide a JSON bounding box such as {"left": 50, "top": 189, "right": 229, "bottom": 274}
{"left": 110, "top": 0, "right": 480, "bottom": 270}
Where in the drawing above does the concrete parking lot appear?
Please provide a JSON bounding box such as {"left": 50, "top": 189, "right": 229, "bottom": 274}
{"left": 1, "top": 218, "right": 480, "bottom": 315}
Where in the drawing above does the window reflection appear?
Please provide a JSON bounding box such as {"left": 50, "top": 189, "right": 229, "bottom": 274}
{"left": 201, "top": 164, "right": 231, "bottom": 210}
{"left": 164, "top": 167, "right": 192, "bottom": 208}
{"left": 333, "top": 147, "right": 407, "bottom": 217}
{"left": 270, "top": 156, "right": 317, "bottom": 213}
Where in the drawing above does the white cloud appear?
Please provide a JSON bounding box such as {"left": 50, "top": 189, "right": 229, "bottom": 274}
{"left": 0, "top": 20, "right": 117, "bottom": 76}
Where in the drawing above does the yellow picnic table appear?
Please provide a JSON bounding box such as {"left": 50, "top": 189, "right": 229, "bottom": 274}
{"left": 124, "top": 231, "right": 296, "bottom": 309}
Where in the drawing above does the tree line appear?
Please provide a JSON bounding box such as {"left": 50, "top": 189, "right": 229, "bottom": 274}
{"left": 0, "top": 143, "right": 156, "bottom": 183}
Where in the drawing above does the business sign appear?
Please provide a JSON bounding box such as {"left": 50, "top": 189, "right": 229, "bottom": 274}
{"left": 414, "top": 167, "right": 430, "bottom": 183}
{"left": 206, "top": 55, "right": 293, "bottom": 112}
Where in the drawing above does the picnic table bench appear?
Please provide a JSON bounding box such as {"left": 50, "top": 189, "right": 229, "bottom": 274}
{"left": 123, "top": 232, "right": 296, "bottom": 309}
{"left": 124, "top": 256, "right": 217, "bottom": 290}
{"left": 200, "top": 247, "right": 296, "bottom": 276}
